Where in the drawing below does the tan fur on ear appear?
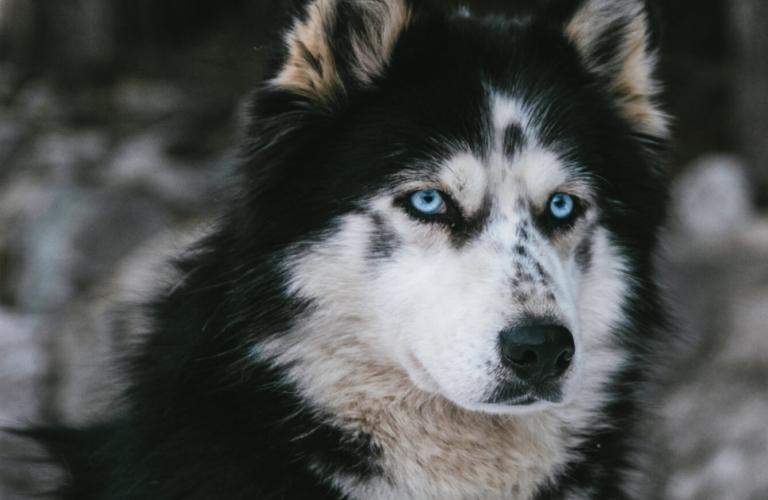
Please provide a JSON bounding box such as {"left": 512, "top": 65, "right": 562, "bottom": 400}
{"left": 565, "top": 0, "right": 668, "bottom": 135}
{"left": 271, "top": 0, "right": 412, "bottom": 110}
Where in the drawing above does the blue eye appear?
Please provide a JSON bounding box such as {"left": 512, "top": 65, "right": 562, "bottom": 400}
{"left": 550, "top": 193, "right": 574, "bottom": 219}
{"left": 410, "top": 190, "right": 445, "bottom": 215}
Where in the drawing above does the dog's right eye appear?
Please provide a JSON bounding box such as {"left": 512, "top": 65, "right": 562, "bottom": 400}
{"left": 410, "top": 190, "right": 446, "bottom": 215}
{"left": 536, "top": 192, "right": 584, "bottom": 236}
{"left": 398, "top": 189, "right": 461, "bottom": 228}
{"left": 549, "top": 193, "right": 574, "bottom": 219}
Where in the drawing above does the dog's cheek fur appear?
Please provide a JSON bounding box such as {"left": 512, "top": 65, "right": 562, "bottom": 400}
{"left": 572, "top": 226, "right": 630, "bottom": 409}
{"left": 267, "top": 209, "right": 505, "bottom": 407}
{"left": 262, "top": 284, "right": 575, "bottom": 500}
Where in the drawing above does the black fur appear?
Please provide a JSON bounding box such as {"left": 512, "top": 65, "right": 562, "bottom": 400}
{"left": 22, "top": 0, "right": 670, "bottom": 498}
{"left": 503, "top": 124, "right": 527, "bottom": 158}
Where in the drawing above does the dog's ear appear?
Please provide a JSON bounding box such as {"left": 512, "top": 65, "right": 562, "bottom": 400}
{"left": 549, "top": 0, "right": 667, "bottom": 136}
{"left": 270, "top": 0, "right": 412, "bottom": 111}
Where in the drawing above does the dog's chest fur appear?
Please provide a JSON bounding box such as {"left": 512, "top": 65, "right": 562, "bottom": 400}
{"left": 333, "top": 396, "right": 579, "bottom": 500}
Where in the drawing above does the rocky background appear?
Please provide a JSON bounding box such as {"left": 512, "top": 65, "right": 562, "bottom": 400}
{"left": 0, "top": 0, "right": 767, "bottom": 499}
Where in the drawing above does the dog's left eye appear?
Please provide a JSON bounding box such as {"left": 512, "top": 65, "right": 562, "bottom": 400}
{"left": 410, "top": 190, "right": 446, "bottom": 215}
{"left": 549, "top": 193, "right": 574, "bottom": 219}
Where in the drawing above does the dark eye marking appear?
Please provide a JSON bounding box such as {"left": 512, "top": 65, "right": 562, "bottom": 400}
{"left": 396, "top": 190, "right": 492, "bottom": 248}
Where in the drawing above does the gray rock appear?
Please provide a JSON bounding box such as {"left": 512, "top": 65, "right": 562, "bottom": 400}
{"left": 0, "top": 310, "right": 46, "bottom": 426}
{"left": 0, "top": 310, "right": 55, "bottom": 499}
{"left": 0, "top": 119, "right": 28, "bottom": 174}
{"left": 660, "top": 375, "right": 768, "bottom": 500}
{"left": 27, "top": 130, "right": 110, "bottom": 182}
{"left": 648, "top": 215, "right": 768, "bottom": 500}
{"left": 113, "top": 79, "right": 190, "bottom": 122}
{"left": 102, "top": 130, "right": 227, "bottom": 211}
{"left": 672, "top": 154, "right": 754, "bottom": 247}
{"left": 9, "top": 187, "right": 171, "bottom": 313}
{"left": 13, "top": 80, "right": 69, "bottom": 123}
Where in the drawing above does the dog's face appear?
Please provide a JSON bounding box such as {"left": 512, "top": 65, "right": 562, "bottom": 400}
{"left": 283, "top": 97, "right": 625, "bottom": 415}
{"left": 252, "top": 0, "right": 668, "bottom": 417}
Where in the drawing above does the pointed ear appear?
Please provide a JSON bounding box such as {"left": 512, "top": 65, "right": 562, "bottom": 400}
{"left": 270, "top": 0, "right": 412, "bottom": 111}
{"left": 559, "top": 0, "right": 667, "bottom": 136}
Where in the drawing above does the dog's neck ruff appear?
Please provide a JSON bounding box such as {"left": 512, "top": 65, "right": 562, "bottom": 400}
{"left": 261, "top": 334, "right": 608, "bottom": 500}
{"left": 331, "top": 390, "right": 581, "bottom": 500}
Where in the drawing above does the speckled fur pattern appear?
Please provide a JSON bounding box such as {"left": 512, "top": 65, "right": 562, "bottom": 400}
{"left": 26, "top": 1, "right": 671, "bottom": 499}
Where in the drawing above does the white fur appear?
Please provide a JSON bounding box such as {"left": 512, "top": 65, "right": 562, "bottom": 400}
{"left": 256, "top": 92, "right": 631, "bottom": 499}
{"left": 491, "top": 94, "right": 532, "bottom": 143}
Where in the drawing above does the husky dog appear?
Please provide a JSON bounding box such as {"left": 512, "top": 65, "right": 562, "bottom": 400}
{"left": 30, "top": 0, "right": 671, "bottom": 498}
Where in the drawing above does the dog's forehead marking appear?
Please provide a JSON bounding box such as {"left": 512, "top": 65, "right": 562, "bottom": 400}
{"left": 492, "top": 96, "right": 529, "bottom": 161}
{"left": 490, "top": 94, "right": 569, "bottom": 199}
{"left": 491, "top": 94, "right": 531, "bottom": 139}
{"left": 437, "top": 94, "right": 570, "bottom": 216}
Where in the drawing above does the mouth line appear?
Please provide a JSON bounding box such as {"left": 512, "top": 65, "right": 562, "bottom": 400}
{"left": 506, "top": 395, "right": 537, "bottom": 406}
{"left": 486, "top": 378, "right": 566, "bottom": 406}
{"left": 487, "top": 392, "right": 539, "bottom": 406}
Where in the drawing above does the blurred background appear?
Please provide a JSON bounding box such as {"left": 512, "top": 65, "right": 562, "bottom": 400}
{"left": 0, "top": 0, "right": 766, "bottom": 498}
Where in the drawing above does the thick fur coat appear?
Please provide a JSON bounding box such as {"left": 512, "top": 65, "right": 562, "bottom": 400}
{"left": 29, "top": 0, "right": 671, "bottom": 498}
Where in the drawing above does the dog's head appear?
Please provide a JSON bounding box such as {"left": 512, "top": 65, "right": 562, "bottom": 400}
{"left": 246, "top": 0, "right": 668, "bottom": 415}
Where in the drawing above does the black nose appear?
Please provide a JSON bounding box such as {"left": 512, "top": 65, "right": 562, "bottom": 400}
{"left": 499, "top": 324, "right": 575, "bottom": 383}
